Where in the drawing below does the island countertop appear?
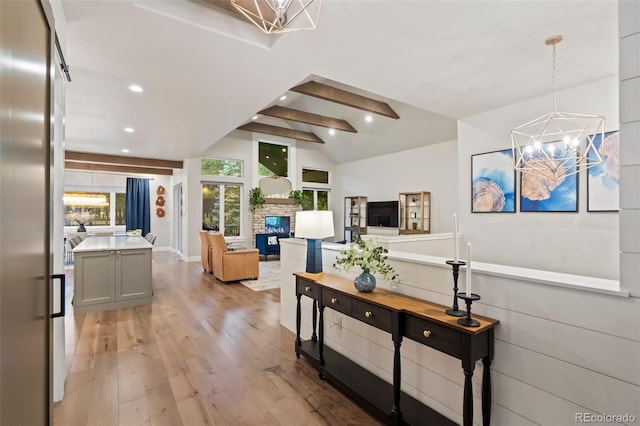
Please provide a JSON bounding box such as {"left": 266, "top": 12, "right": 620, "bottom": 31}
{"left": 72, "top": 236, "right": 152, "bottom": 253}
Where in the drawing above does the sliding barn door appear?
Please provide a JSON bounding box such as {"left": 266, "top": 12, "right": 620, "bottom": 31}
{"left": 0, "top": 0, "right": 52, "bottom": 424}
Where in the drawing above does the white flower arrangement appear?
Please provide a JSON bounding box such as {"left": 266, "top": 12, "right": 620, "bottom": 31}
{"left": 68, "top": 212, "right": 94, "bottom": 225}
{"left": 333, "top": 238, "right": 398, "bottom": 282}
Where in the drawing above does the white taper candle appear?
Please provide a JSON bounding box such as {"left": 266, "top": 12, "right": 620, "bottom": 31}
{"left": 466, "top": 242, "right": 472, "bottom": 296}
{"left": 453, "top": 213, "right": 459, "bottom": 262}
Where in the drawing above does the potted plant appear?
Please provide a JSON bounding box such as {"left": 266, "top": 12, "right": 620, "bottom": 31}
{"left": 248, "top": 187, "right": 265, "bottom": 212}
{"left": 288, "top": 189, "right": 304, "bottom": 207}
{"left": 333, "top": 238, "right": 398, "bottom": 292}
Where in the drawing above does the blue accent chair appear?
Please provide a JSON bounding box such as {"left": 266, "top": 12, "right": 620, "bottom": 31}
{"left": 255, "top": 233, "right": 288, "bottom": 261}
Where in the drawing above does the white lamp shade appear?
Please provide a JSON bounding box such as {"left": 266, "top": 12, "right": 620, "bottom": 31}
{"left": 295, "top": 210, "right": 334, "bottom": 239}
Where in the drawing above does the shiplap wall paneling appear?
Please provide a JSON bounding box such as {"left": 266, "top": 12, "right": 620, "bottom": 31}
{"left": 620, "top": 0, "right": 640, "bottom": 296}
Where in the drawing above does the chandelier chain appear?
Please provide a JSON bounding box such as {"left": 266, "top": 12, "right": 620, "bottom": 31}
{"left": 552, "top": 41, "right": 557, "bottom": 111}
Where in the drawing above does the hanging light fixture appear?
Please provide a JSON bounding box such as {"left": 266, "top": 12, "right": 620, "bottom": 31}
{"left": 63, "top": 193, "right": 108, "bottom": 206}
{"left": 511, "top": 35, "right": 604, "bottom": 182}
{"left": 230, "top": 0, "right": 321, "bottom": 34}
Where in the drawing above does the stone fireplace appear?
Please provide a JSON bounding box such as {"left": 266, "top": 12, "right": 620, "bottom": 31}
{"left": 251, "top": 199, "right": 301, "bottom": 247}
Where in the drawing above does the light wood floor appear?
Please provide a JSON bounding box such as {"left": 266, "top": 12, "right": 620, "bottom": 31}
{"left": 54, "top": 252, "right": 380, "bottom": 426}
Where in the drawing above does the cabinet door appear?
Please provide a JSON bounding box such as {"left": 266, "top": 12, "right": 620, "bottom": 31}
{"left": 116, "top": 249, "right": 152, "bottom": 301}
{"left": 75, "top": 251, "right": 116, "bottom": 306}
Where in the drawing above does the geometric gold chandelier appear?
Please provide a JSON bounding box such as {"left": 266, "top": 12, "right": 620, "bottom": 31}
{"left": 230, "top": 0, "right": 322, "bottom": 34}
{"left": 511, "top": 35, "right": 604, "bottom": 183}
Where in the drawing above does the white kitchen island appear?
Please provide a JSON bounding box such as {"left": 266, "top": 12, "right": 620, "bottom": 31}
{"left": 72, "top": 236, "right": 153, "bottom": 313}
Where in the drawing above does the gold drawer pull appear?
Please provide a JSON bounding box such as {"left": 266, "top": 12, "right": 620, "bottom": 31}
{"left": 331, "top": 298, "right": 337, "bottom": 304}
{"left": 305, "top": 286, "right": 311, "bottom": 292}
{"left": 365, "top": 311, "right": 372, "bottom": 318}
{"left": 423, "top": 330, "right": 432, "bottom": 338}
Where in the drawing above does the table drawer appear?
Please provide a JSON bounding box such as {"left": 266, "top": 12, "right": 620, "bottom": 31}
{"left": 404, "top": 315, "right": 461, "bottom": 358}
{"left": 297, "top": 278, "right": 319, "bottom": 299}
{"left": 351, "top": 299, "right": 392, "bottom": 333}
{"left": 322, "top": 288, "right": 351, "bottom": 315}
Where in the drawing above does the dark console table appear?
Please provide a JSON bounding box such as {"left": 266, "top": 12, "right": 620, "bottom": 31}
{"left": 294, "top": 272, "right": 499, "bottom": 426}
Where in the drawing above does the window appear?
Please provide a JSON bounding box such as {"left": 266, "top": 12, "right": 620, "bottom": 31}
{"left": 201, "top": 158, "right": 242, "bottom": 177}
{"left": 302, "top": 189, "right": 329, "bottom": 211}
{"left": 259, "top": 142, "right": 288, "bottom": 177}
{"left": 202, "top": 183, "right": 241, "bottom": 236}
{"left": 115, "top": 193, "right": 126, "bottom": 226}
{"left": 64, "top": 192, "right": 111, "bottom": 226}
{"left": 64, "top": 191, "right": 126, "bottom": 227}
{"left": 301, "top": 168, "right": 330, "bottom": 210}
{"left": 302, "top": 168, "right": 329, "bottom": 184}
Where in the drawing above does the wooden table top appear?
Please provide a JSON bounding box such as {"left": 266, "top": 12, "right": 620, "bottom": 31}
{"left": 295, "top": 272, "right": 499, "bottom": 334}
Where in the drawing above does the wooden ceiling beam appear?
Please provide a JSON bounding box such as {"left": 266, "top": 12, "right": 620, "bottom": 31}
{"left": 237, "top": 122, "right": 325, "bottom": 144}
{"left": 65, "top": 161, "right": 174, "bottom": 176}
{"left": 258, "top": 105, "right": 357, "bottom": 133}
{"left": 65, "top": 151, "right": 183, "bottom": 169}
{"left": 291, "top": 81, "right": 400, "bottom": 119}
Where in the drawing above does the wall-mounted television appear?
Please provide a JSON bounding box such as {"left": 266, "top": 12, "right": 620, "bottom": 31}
{"left": 265, "top": 215, "right": 290, "bottom": 235}
{"left": 367, "top": 201, "right": 399, "bottom": 227}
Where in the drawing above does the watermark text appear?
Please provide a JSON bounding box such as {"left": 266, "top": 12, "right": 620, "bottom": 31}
{"left": 576, "top": 413, "right": 636, "bottom": 423}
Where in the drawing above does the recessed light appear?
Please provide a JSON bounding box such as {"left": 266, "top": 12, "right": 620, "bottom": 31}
{"left": 252, "top": 115, "right": 258, "bottom": 120}
{"left": 329, "top": 129, "right": 336, "bottom": 136}
{"left": 282, "top": 148, "right": 287, "bottom": 152}
{"left": 121, "top": 149, "right": 130, "bottom": 153}
{"left": 124, "top": 127, "right": 135, "bottom": 133}
{"left": 128, "top": 84, "right": 143, "bottom": 93}
{"left": 365, "top": 115, "right": 373, "bottom": 123}
{"left": 265, "top": 155, "right": 270, "bottom": 159}
{"left": 279, "top": 95, "right": 287, "bottom": 101}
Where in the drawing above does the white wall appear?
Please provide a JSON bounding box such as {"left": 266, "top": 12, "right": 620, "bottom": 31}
{"left": 458, "top": 76, "right": 620, "bottom": 280}
{"left": 333, "top": 140, "right": 458, "bottom": 240}
{"left": 619, "top": 0, "right": 640, "bottom": 295}
{"left": 52, "top": 26, "right": 67, "bottom": 403}
{"left": 64, "top": 170, "right": 172, "bottom": 250}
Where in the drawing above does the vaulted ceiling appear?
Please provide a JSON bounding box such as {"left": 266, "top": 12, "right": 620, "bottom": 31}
{"left": 60, "top": 0, "right": 618, "bottom": 166}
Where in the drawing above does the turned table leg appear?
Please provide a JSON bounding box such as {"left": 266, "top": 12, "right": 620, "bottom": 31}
{"left": 295, "top": 293, "right": 301, "bottom": 355}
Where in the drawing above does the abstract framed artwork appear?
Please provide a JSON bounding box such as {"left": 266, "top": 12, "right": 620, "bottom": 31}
{"left": 519, "top": 140, "right": 578, "bottom": 212}
{"left": 587, "top": 130, "right": 619, "bottom": 212}
{"left": 471, "top": 149, "right": 516, "bottom": 213}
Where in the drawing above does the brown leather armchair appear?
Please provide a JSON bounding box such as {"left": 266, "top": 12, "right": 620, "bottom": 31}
{"left": 199, "top": 230, "right": 212, "bottom": 272}
{"left": 207, "top": 232, "right": 259, "bottom": 282}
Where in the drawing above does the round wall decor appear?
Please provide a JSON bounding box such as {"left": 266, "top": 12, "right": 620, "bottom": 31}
{"left": 156, "top": 208, "right": 165, "bottom": 217}
{"left": 157, "top": 185, "right": 165, "bottom": 195}
{"left": 155, "top": 195, "right": 165, "bottom": 206}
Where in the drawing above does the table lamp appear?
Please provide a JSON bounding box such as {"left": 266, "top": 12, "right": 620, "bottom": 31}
{"left": 295, "top": 210, "right": 334, "bottom": 274}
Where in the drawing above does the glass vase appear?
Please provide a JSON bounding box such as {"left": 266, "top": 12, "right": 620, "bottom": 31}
{"left": 354, "top": 269, "right": 376, "bottom": 293}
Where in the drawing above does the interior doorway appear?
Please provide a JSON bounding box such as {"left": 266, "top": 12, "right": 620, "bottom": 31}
{"left": 173, "top": 184, "right": 183, "bottom": 255}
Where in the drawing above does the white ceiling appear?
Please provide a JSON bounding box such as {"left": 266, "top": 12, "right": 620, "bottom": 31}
{"left": 60, "top": 0, "right": 619, "bottom": 165}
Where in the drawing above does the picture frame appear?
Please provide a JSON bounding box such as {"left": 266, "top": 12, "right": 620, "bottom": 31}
{"left": 471, "top": 148, "right": 516, "bottom": 213}
{"left": 519, "top": 140, "right": 578, "bottom": 212}
{"left": 587, "top": 130, "right": 619, "bottom": 212}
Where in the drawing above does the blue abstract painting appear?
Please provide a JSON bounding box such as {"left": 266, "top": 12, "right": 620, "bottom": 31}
{"left": 520, "top": 140, "right": 578, "bottom": 212}
{"left": 471, "top": 149, "right": 515, "bottom": 213}
{"left": 587, "top": 130, "right": 619, "bottom": 212}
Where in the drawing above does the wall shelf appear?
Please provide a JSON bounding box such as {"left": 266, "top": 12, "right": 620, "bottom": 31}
{"left": 399, "top": 191, "right": 430, "bottom": 235}
{"left": 344, "top": 196, "right": 367, "bottom": 242}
